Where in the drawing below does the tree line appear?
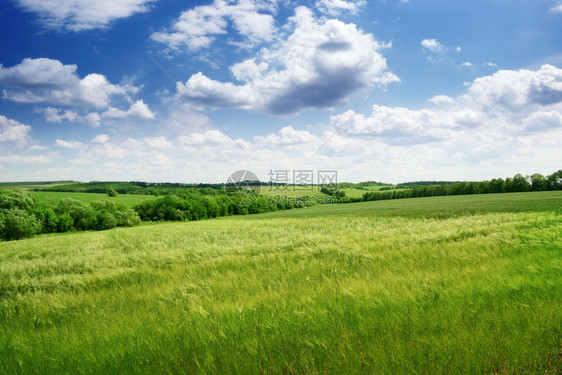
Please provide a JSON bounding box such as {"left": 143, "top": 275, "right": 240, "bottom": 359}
{"left": 0, "top": 189, "right": 139, "bottom": 241}
{"left": 2, "top": 170, "right": 560, "bottom": 241}
{"left": 362, "top": 171, "right": 562, "bottom": 202}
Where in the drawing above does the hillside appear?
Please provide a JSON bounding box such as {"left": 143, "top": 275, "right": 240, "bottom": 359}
{"left": 0, "top": 192, "right": 561, "bottom": 374}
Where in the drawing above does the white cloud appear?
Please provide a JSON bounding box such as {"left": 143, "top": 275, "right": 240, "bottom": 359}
{"left": 14, "top": 0, "right": 157, "bottom": 31}
{"left": 455, "top": 46, "right": 461, "bottom": 53}
{"left": 151, "top": 0, "right": 277, "bottom": 52}
{"left": 102, "top": 100, "right": 156, "bottom": 119}
{"left": 0, "top": 114, "right": 31, "bottom": 145}
{"left": 144, "top": 136, "right": 173, "bottom": 149}
{"left": 428, "top": 95, "right": 455, "bottom": 105}
{"left": 92, "top": 134, "right": 109, "bottom": 144}
{"left": 177, "top": 129, "right": 236, "bottom": 146}
{"left": 315, "top": 0, "right": 366, "bottom": 15}
{"left": 29, "top": 144, "right": 49, "bottom": 151}
{"left": 255, "top": 126, "right": 319, "bottom": 145}
{"left": 41, "top": 107, "right": 80, "bottom": 123}
{"left": 464, "top": 64, "right": 562, "bottom": 110}
{"left": 0, "top": 58, "right": 138, "bottom": 108}
{"left": 0, "top": 152, "right": 60, "bottom": 164}
{"left": 38, "top": 107, "right": 102, "bottom": 127}
{"left": 177, "top": 6, "right": 393, "bottom": 114}
{"left": 55, "top": 139, "right": 84, "bottom": 149}
{"left": 461, "top": 62, "right": 472, "bottom": 67}
{"left": 4, "top": 63, "right": 560, "bottom": 183}
{"left": 84, "top": 112, "right": 102, "bottom": 127}
{"left": 421, "top": 38, "right": 443, "bottom": 52}
{"left": 327, "top": 64, "right": 562, "bottom": 153}
{"left": 550, "top": 4, "right": 562, "bottom": 13}
{"left": 483, "top": 62, "right": 497, "bottom": 67}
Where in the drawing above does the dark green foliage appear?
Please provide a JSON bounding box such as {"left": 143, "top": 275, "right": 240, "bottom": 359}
{"left": 55, "top": 213, "right": 73, "bottom": 233}
{"left": 0, "top": 189, "right": 140, "bottom": 241}
{"left": 55, "top": 198, "right": 97, "bottom": 231}
{"left": 106, "top": 188, "right": 118, "bottom": 197}
{"left": 36, "top": 181, "right": 229, "bottom": 196}
{"left": 363, "top": 170, "right": 562, "bottom": 203}
{"left": 0, "top": 208, "right": 41, "bottom": 241}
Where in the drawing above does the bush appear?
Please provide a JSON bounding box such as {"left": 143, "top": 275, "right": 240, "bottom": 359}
{"left": 55, "top": 198, "right": 97, "bottom": 231}
{"left": 0, "top": 209, "right": 41, "bottom": 241}
{"left": 106, "top": 188, "right": 118, "bottom": 197}
{"left": 56, "top": 213, "right": 74, "bottom": 233}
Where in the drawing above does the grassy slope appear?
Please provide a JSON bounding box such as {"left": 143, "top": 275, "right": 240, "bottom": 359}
{"left": 0, "top": 191, "right": 561, "bottom": 374}
{"left": 256, "top": 184, "right": 400, "bottom": 199}
{"left": 33, "top": 191, "right": 157, "bottom": 208}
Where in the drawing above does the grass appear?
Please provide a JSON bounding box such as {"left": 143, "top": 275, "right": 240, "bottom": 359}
{"left": 255, "top": 184, "right": 404, "bottom": 199}
{"left": 33, "top": 191, "right": 157, "bottom": 208}
{"left": 0, "top": 191, "right": 561, "bottom": 374}
{"left": 0, "top": 181, "right": 75, "bottom": 190}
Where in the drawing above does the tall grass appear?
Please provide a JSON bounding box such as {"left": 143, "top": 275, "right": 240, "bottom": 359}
{"left": 0, "top": 192, "right": 561, "bottom": 374}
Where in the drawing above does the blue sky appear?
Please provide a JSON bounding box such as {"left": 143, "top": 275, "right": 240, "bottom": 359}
{"left": 0, "top": 0, "right": 561, "bottom": 183}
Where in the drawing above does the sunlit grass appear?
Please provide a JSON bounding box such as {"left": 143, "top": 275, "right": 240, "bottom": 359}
{"left": 33, "top": 191, "right": 157, "bottom": 208}
{"left": 0, "top": 192, "right": 561, "bottom": 374}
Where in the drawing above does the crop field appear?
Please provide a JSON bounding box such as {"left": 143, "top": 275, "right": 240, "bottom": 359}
{"left": 33, "top": 191, "right": 157, "bottom": 208}
{"left": 0, "top": 191, "right": 561, "bottom": 374}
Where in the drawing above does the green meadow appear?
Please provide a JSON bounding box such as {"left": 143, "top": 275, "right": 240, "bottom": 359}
{"left": 33, "top": 191, "right": 157, "bottom": 208}
{"left": 0, "top": 192, "right": 561, "bottom": 374}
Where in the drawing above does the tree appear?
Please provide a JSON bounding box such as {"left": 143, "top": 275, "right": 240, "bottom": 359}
{"left": 107, "top": 188, "right": 118, "bottom": 197}
{"left": 530, "top": 173, "right": 547, "bottom": 191}
{"left": 0, "top": 209, "right": 41, "bottom": 241}
{"left": 547, "top": 170, "right": 562, "bottom": 190}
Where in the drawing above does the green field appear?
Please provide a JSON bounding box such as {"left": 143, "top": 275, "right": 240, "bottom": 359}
{"left": 33, "top": 191, "right": 157, "bottom": 208}
{"left": 256, "top": 184, "right": 402, "bottom": 199}
{"left": 0, "top": 192, "right": 561, "bottom": 373}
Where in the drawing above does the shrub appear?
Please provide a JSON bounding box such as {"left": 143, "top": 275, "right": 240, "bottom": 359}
{"left": 106, "top": 188, "right": 118, "bottom": 197}
{"left": 0, "top": 209, "right": 41, "bottom": 241}
{"left": 55, "top": 198, "right": 97, "bottom": 231}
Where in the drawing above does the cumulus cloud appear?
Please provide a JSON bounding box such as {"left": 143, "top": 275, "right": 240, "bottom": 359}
{"left": 177, "top": 6, "right": 393, "bottom": 114}
{"left": 14, "top": 0, "right": 157, "bottom": 31}
{"left": 550, "top": 4, "right": 562, "bottom": 13}
{"left": 92, "top": 134, "right": 109, "bottom": 144}
{"left": 0, "top": 152, "right": 60, "bottom": 164}
{"left": 55, "top": 139, "right": 84, "bottom": 149}
{"left": 329, "top": 64, "right": 562, "bottom": 149}
{"left": 0, "top": 58, "right": 138, "bottom": 108}
{"left": 150, "top": 0, "right": 277, "bottom": 52}
{"left": 428, "top": 95, "right": 455, "bottom": 105}
{"left": 102, "top": 100, "right": 156, "bottom": 119}
{"left": 177, "top": 129, "right": 238, "bottom": 146}
{"left": 315, "top": 0, "right": 366, "bottom": 15}
{"left": 38, "top": 107, "right": 102, "bottom": 127}
{"left": 421, "top": 38, "right": 443, "bottom": 52}
{"left": 144, "top": 136, "right": 173, "bottom": 149}
{"left": 254, "top": 125, "right": 319, "bottom": 145}
{"left": 464, "top": 64, "right": 562, "bottom": 110}
{"left": 41, "top": 107, "right": 80, "bottom": 123}
{"left": 0, "top": 114, "right": 31, "bottom": 145}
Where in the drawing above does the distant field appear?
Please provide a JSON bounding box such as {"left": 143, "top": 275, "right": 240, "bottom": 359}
{"left": 33, "top": 191, "right": 157, "bottom": 208}
{"left": 0, "top": 191, "right": 560, "bottom": 374}
{"left": 340, "top": 187, "right": 403, "bottom": 198}
{"left": 0, "top": 181, "right": 75, "bottom": 190}
{"left": 254, "top": 184, "right": 403, "bottom": 199}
